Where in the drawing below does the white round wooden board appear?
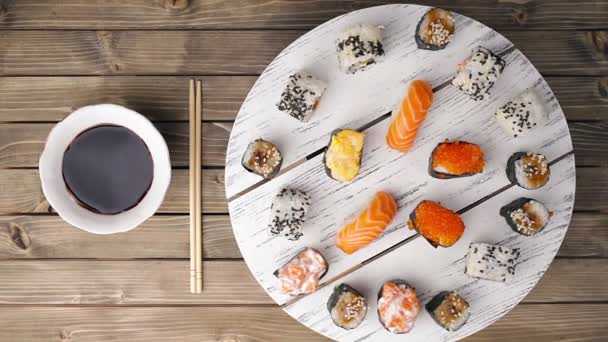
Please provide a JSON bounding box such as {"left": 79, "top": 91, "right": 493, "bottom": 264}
{"left": 225, "top": 4, "right": 575, "bottom": 341}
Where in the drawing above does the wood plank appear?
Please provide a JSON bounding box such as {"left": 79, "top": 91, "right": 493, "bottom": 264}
{"left": 0, "top": 76, "right": 605, "bottom": 123}
{"left": 0, "top": 76, "right": 255, "bottom": 122}
{"left": 0, "top": 122, "right": 232, "bottom": 168}
{"left": 0, "top": 305, "right": 605, "bottom": 342}
{"left": 0, "top": 31, "right": 606, "bottom": 76}
{"left": 0, "top": 306, "right": 329, "bottom": 342}
{"left": 0, "top": 258, "right": 602, "bottom": 305}
{"left": 571, "top": 121, "right": 608, "bottom": 167}
{"left": 0, "top": 0, "right": 606, "bottom": 30}
{"left": 0, "top": 166, "right": 604, "bottom": 215}
{"left": 1, "top": 211, "right": 604, "bottom": 259}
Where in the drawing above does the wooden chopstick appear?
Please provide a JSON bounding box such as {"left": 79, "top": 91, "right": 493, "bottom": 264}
{"left": 189, "top": 79, "right": 203, "bottom": 293}
{"left": 189, "top": 80, "right": 197, "bottom": 293}
{"left": 194, "top": 80, "right": 203, "bottom": 293}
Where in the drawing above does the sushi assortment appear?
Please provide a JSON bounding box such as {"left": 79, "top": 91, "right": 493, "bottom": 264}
{"left": 237, "top": 6, "right": 559, "bottom": 336}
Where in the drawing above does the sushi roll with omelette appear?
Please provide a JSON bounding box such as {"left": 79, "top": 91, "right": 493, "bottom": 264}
{"left": 327, "top": 283, "right": 368, "bottom": 330}
{"left": 506, "top": 152, "right": 550, "bottom": 190}
{"left": 324, "top": 129, "right": 365, "bottom": 182}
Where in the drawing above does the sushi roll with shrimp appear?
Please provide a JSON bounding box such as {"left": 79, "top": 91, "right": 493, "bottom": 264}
{"left": 277, "top": 72, "right": 327, "bottom": 123}
{"left": 408, "top": 200, "right": 465, "bottom": 248}
{"left": 274, "top": 247, "right": 328, "bottom": 295}
{"left": 465, "top": 243, "right": 520, "bottom": 283}
{"left": 429, "top": 140, "right": 485, "bottom": 178}
{"left": 268, "top": 188, "right": 311, "bottom": 241}
{"left": 327, "top": 284, "right": 368, "bottom": 330}
{"left": 241, "top": 139, "right": 282, "bottom": 179}
{"left": 324, "top": 129, "right": 365, "bottom": 182}
{"left": 495, "top": 89, "right": 546, "bottom": 138}
{"left": 336, "top": 24, "right": 385, "bottom": 73}
{"left": 452, "top": 47, "right": 506, "bottom": 101}
{"left": 415, "top": 8, "right": 455, "bottom": 51}
{"left": 426, "top": 291, "right": 470, "bottom": 331}
{"left": 500, "top": 198, "right": 552, "bottom": 236}
{"left": 506, "top": 152, "right": 550, "bottom": 190}
{"left": 377, "top": 280, "right": 421, "bottom": 334}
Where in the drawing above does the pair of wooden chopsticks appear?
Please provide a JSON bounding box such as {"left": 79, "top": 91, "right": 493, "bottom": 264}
{"left": 189, "top": 80, "right": 203, "bottom": 293}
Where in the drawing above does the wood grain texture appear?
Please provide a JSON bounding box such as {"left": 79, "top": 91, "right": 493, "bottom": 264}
{"left": 0, "top": 30, "right": 606, "bottom": 76}
{"left": 571, "top": 121, "right": 608, "bottom": 167}
{"left": 0, "top": 258, "right": 602, "bottom": 305}
{"left": 0, "top": 0, "right": 606, "bottom": 30}
{"left": 0, "top": 76, "right": 605, "bottom": 123}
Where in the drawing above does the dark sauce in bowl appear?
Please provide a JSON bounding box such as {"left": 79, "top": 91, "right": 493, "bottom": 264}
{"left": 62, "top": 125, "right": 154, "bottom": 215}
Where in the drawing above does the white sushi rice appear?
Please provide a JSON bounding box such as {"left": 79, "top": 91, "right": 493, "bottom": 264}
{"left": 495, "top": 89, "right": 546, "bottom": 138}
{"left": 465, "top": 242, "right": 520, "bottom": 283}
{"left": 336, "top": 24, "right": 385, "bottom": 74}
{"left": 277, "top": 73, "right": 327, "bottom": 122}
{"left": 268, "top": 188, "right": 311, "bottom": 241}
{"left": 452, "top": 47, "right": 505, "bottom": 101}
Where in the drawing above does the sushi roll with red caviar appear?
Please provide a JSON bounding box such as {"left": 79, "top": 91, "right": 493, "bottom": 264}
{"left": 429, "top": 140, "right": 485, "bottom": 178}
{"left": 426, "top": 291, "right": 471, "bottom": 331}
{"left": 327, "top": 283, "right": 368, "bottom": 330}
{"left": 408, "top": 200, "right": 465, "bottom": 248}
{"left": 500, "top": 198, "right": 552, "bottom": 236}
{"left": 415, "top": 8, "right": 455, "bottom": 51}
{"left": 241, "top": 139, "right": 282, "bottom": 179}
{"left": 377, "top": 280, "right": 421, "bottom": 334}
{"left": 274, "top": 247, "right": 328, "bottom": 296}
{"left": 506, "top": 152, "right": 550, "bottom": 190}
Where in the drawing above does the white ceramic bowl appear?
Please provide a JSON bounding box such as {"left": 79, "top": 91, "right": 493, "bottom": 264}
{"left": 39, "top": 104, "right": 171, "bottom": 234}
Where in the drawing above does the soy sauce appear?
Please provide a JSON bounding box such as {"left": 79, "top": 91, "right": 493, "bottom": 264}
{"left": 62, "top": 125, "right": 154, "bottom": 215}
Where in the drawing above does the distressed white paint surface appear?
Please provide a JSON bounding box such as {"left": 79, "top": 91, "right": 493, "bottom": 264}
{"left": 226, "top": 4, "right": 575, "bottom": 341}
{"left": 225, "top": 4, "right": 513, "bottom": 198}
{"left": 285, "top": 154, "right": 575, "bottom": 341}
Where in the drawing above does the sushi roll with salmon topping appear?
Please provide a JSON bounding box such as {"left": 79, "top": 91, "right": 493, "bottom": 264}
{"left": 506, "top": 152, "right": 550, "bottom": 190}
{"left": 426, "top": 291, "right": 471, "bottom": 331}
{"left": 465, "top": 243, "right": 520, "bottom": 283}
{"left": 336, "top": 24, "right": 385, "bottom": 73}
{"left": 500, "top": 198, "right": 552, "bottom": 236}
{"left": 408, "top": 200, "right": 465, "bottom": 248}
{"left": 336, "top": 192, "right": 398, "bottom": 254}
{"left": 495, "top": 89, "right": 546, "bottom": 138}
{"left": 324, "top": 129, "right": 365, "bottom": 182}
{"left": 377, "top": 280, "right": 421, "bottom": 334}
{"left": 277, "top": 72, "right": 327, "bottom": 122}
{"left": 241, "top": 139, "right": 282, "bottom": 179}
{"left": 429, "top": 140, "right": 485, "bottom": 178}
{"left": 452, "top": 47, "right": 506, "bottom": 101}
{"left": 386, "top": 80, "right": 434, "bottom": 153}
{"left": 275, "top": 247, "right": 328, "bottom": 295}
{"left": 328, "top": 284, "right": 368, "bottom": 330}
{"left": 415, "top": 8, "right": 455, "bottom": 51}
{"left": 269, "top": 188, "right": 311, "bottom": 241}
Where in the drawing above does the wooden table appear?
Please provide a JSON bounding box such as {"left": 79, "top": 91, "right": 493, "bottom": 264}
{"left": 0, "top": 1, "right": 606, "bottom": 341}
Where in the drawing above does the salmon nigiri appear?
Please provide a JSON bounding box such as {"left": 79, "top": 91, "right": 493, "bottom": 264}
{"left": 336, "top": 192, "right": 398, "bottom": 254}
{"left": 386, "top": 80, "right": 433, "bottom": 153}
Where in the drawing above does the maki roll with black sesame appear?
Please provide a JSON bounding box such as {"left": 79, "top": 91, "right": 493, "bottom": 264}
{"left": 506, "top": 152, "right": 550, "bottom": 190}
{"left": 274, "top": 247, "right": 328, "bottom": 295}
{"left": 277, "top": 72, "right": 327, "bottom": 122}
{"left": 495, "top": 89, "right": 546, "bottom": 138}
{"left": 500, "top": 198, "right": 552, "bottom": 236}
{"left": 324, "top": 129, "right": 365, "bottom": 182}
{"left": 415, "top": 8, "right": 455, "bottom": 51}
{"left": 426, "top": 291, "right": 470, "bottom": 331}
{"left": 327, "top": 283, "right": 368, "bottom": 330}
{"left": 465, "top": 243, "right": 520, "bottom": 283}
{"left": 408, "top": 200, "right": 465, "bottom": 248}
{"left": 268, "top": 188, "right": 311, "bottom": 241}
{"left": 241, "top": 139, "right": 282, "bottom": 179}
{"left": 336, "top": 24, "right": 385, "bottom": 74}
{"left": 429, "top": 140, "right": 485, "bottom": 179}
{"left": 377, "top": 280, "right": 421, "bottom": 334}
{"left": 452, "top": 47, "right": 506, "bottom": 101}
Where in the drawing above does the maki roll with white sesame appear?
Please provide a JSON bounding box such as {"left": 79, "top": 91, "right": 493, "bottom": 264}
{"left": 426, "top": 291, "right": 470, "bottom": 331}
{"left": 452, "top": 47, "right": 506, "bottom": 101}
{"left": 377, "top": 280, "right": 421, "bottom": 334}
{"left": 324, "top": 129, "right": 365, "bottom": 182}
{"left": 336, "top": 24, "right": 385, "bottom": 73}
{"left": 274, "top": 247, "right": 328, "bottom": 295}
{"left": 327, "top": 283, "right": 368, "bottom": 330}
{"left": 415, "top": 8, "right": 455, "bottom": 51}
{"left": 241, "top": 139, "right": 282, "bottom": 179}
{"left": 495, "top": 89, "right": 546, "bottom": 138}
{"left": 506, "top": 152, "right": 550, "bottom": 190}
{"left": 268, "top": 188, "right": 311, "bottom": 241}
{"left": 277, "top": 72, "right": 327, "bottom": 122}
{"left": 465, "top": 243, "right": 520, "bottom": 283}
{"left": 429, "top": 140, "right": 485, "bottom": 179}
{"left": 500, "top": 198, "right": 551, "bottom": 236}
